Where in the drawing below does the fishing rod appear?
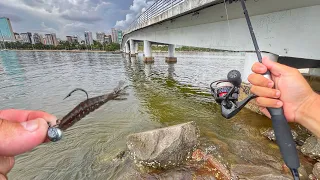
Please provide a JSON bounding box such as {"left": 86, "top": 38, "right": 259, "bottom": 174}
{"left": 210, "top": 0, "right": 300, "bottom": 179}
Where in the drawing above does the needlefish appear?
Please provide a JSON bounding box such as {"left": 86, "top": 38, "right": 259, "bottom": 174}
{"left": 47, "top": 81, "right": 128, "bottom": 142}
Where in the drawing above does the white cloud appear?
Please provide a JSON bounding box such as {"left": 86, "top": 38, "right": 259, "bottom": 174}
{"left": 115, "top": 14, "right": 135, "bottom": 28}
{"left": 40, "top": 22, "right": 58, "bottom": 33}
{"left": 115, "top": 0, "right": 154, "bottom": 29}
{"left": 0, "top": 0, "right": 120, "bottom": 39}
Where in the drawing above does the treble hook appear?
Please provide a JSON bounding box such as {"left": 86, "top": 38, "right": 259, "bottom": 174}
{"left": 63, "top": 88, "right": 89, "bottom": 100}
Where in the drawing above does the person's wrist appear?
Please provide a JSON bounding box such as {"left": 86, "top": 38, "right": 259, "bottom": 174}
{"left": 296, "top": 92, "right": 320, "bottom": 125}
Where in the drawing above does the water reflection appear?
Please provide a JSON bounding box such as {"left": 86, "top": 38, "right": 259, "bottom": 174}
{"left": 0, "top": 51, "right": 25, "bottom": 83}
{"left": 144, "top": 63, "right": 152, "bottom": 77}
{"left": 167, "top": 62, "right": 175, "bottom": 79}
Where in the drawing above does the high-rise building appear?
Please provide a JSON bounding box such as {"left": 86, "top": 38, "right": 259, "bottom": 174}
{"left": 66, "top": 36, "right": 72, "bottom": 43}
{"left": 0, "top": 17, "right": 15, "bottom": 42}
{"left": 33, "top": 33, "right": 42, "bottom": 44}
{"left": 51, "top": 33, "right": 58, "bottom": 46}
{"left": 40, "top": 34, "right": 44, "bottom": 44}
{"left": 111, "top": 28, "right": 118, "bottom": 43}
{"left": 104, "top": 35, "right": 111, "bottom": 44}
{"left": 84, "top": 31, "right": 93, "bottom": 45}
{"left": 45, "top": 34, "right": 53, "bottom": 45}
{"left": 43, "top": 37, "right": 46, "bottom": 45}
{"left": 117, "top": 30, "right": 123, "bottom": 44}
{"left": 14, "top": 32, "right": 22, "bottom": 42}
{"left": 20, "top": 32, "right": 32, "bottom": 44}
{"left": 96, "top": 32, "right": 105, "bottom": 44}
{"left": 72, "top": 35, "right": 78, "bottom": 43}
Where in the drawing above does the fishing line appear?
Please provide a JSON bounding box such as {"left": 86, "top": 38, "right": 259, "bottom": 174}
{"left": 223, "top": 0, "right": 233, "bottom": 45}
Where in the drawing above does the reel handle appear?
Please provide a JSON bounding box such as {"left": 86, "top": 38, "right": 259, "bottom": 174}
{"left": 227, "top": 70, "right": 242, "bottom": 87}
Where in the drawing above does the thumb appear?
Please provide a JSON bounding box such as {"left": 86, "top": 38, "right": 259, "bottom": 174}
{"left": 0, "top": 118, "right": 48, "bottom": 156}
{"left": 262, "top": 57, "right": 296, "bottom": 77}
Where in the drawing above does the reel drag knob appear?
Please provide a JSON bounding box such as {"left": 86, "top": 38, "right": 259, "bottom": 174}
{"left": 227, "top": 70, "right": 242, "bottom": 86}
{"left": 47, "top": 127, "right": 63, "bottom": 142}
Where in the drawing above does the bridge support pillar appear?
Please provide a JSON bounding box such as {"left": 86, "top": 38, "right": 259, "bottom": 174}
{"left": 130, "top": 39, "right": 136, "bottom": 57}
{"left": 144, "top": 40, "right": 154, "bottom": 63}
{"left": 135, "top": 42, "right": 139, "bottom": 54}
{"left": 166, "top": 44, "right": 177, "bottom": 63}
{"left": 125, "top": 42, "right": 130, "bottom": 54}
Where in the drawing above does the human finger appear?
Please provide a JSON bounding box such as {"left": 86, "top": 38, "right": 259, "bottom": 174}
{"left": 248, "top": 73, "right": 274, "bottom": 88}
{"left": 262, "top": 57, "right": 297, "bottom": 77}
{"left": 0, "top": 174, "right": 7, "bottom": 180}
{"left": 0, "top": 118, "right": 48, "bottom": 156}
{"left": 255, "top": 97, "right": 283, "bottom": 108}
{"left": 0, "top": 156, "right": 14, "bottom": 175}
{"left": 0, "top": 109, "right": 57, "bottom": 125}
{"left": 251, "top": 62, "right": 268, "bottom": 74}
{"left": 251, "top": 86, "right": 281, "bottom": 99}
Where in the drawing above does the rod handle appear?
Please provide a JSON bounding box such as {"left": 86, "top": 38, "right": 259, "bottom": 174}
{"left": 267, "top": 107, "right": 300, "bottom": 169}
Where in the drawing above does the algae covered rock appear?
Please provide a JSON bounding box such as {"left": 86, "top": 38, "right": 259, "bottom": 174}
{"left": 301, "top": 136, "right": 320, "bottom": 160}
{"left": 127, "top": 121, "right": 198, "bottom": 168}
{"left": 261, "top": 128, "right": 298, "bottom": 142}
{"left": 230, "top": 164, "right": 291, "bottom": 180}
{"left": 312, "top": 162, "right": 320, "bottom": 179}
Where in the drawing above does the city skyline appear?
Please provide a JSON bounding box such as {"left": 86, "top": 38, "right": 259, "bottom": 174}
{"left": 1, "top": 17, "right": 123, "bottom": 47}
{"left": 8, "top": 25, "right": 124, "bottom": 42}
{"left": 1, "top": 16, "right": 123, "bottom": 44}
{"left": 0, "top": 0, "right": 155, "bottom": 39}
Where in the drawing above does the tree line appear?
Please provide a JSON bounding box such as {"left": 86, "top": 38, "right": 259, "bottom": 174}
{"left": 137, "top": 43, "right": 224, "bottom": 52}
{"left": 2, "top": 41, "right": 120, "bottom": 51}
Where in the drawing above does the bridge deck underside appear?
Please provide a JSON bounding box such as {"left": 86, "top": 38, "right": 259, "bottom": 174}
{"left": 123, "top": 0, "right": 320, "bottom": 60}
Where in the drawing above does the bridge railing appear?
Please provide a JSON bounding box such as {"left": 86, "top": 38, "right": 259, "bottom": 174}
{"left": 125, "top": 0, "right": 185, "bottom": 34}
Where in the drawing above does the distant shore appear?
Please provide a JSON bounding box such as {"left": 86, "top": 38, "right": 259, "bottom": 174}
{"left": 4, "top": 49, "right": 121, "bottom": 53}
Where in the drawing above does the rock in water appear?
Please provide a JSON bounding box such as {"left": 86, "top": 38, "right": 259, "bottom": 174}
{"left": 301, "top": 136, "right": 320, "bottom": 160}
{"left": 230, "top": 164, "right": 291, "bottom": 180}
{"left": 261, "top": 128, "right": 298, "bottom": 142}
{"left": 312, "top": 162, "right": 320, "bottom": 179}
{"left": 127, "top": 121, "right": 198, "bottom": 168}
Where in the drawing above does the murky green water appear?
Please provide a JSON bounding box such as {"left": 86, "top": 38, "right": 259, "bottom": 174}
{"left": 0, "top": 51, "right": 311, "bottom": 179}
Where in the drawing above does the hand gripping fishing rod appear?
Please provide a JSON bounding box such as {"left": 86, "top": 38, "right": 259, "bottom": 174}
{"left": 210, "top": 0, "right": 300, "bottom": 179}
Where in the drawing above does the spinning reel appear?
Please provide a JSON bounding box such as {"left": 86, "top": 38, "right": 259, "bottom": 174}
{"left": 210, "top": 70, "right": 256, "bottom": 119}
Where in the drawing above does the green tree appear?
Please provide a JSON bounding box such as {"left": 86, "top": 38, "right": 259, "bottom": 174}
{"left": 105, "top": 43, "right": 120, "bottom": 51}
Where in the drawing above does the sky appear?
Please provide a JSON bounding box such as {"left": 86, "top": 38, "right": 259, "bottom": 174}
{"left": 0, "top": 0, "right": 154, "bottom": 40}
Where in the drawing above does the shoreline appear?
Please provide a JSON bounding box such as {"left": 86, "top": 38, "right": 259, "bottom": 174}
{"left": 4, "top": 49, "right": 119, "bottom": 53}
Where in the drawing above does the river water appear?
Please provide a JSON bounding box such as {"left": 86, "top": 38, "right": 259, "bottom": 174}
{"left": 0, "top": 51, "right": 311, "bottom": 179}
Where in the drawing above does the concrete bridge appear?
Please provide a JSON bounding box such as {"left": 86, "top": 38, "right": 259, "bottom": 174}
{"left": 122, "top": 0, "right": 320, "bottom": 80}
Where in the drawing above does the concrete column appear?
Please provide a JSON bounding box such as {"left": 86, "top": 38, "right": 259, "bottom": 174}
{"left": 130, "top": 39, "right": 136, "bottom": 57}
{"left": 165, "top": 44, "right": 177, "bottom": 63}
{"left": 135, "top": 42, "right": 139, "bottom": 54}
{"left": 143, "top": 40, "right": 154, "bottom": 63}
{"left": 125, "top": 42, "right": 130, "bottom": 54}
{"left": 243, "top": 52, "right": 278, "bottom": 83}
